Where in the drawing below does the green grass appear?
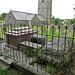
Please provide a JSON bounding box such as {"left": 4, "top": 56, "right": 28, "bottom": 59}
{"left": 0, "top": 14, "right": 5, "bottom": 23}
{"left": 0, "top": 20, "right": 5, "bottom": 23}
{"left": 0, "top": 27, "right": 4, "bottom": 37}
{"left": 31, "top": 26, "right": 60, "bottom": 41}
{"left": 0, "top": 67, "right": 17, "bottom": 75}
{"left": 44, "top": 65, "right": 56, "bottom": 74}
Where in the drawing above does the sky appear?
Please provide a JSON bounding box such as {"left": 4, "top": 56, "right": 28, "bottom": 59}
{"left": 0, "top": 0, "right": 75, "bottom": 19}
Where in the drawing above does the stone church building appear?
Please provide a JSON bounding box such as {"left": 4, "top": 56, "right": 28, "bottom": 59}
{"left": 5, "top": 0, "right": 52, "bottom": 26}
{"left": 5, "top": 10, "right": 47, "bottom": 27}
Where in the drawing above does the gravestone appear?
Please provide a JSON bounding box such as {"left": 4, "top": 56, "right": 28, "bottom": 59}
{"left": 64, "top": 24, "right": 68, "bottom": 30}
{"left": 40, "top": 25, "right": 43, "bottom": 33}
{"left": 68, "top": 22, "right": 71, "bottom": 32}
{"left": 71, "top": 24, "right": 75, "bottom": 36}
{"left": 60, "top": 25, "right": 64, "bottom": 34}
{"left": 57, "top": 24, "right": 64, "bottom": 34}
{"left": 50, "top": 24, "right": 56, "bottom": 34}
{"left": 68, "top": 26, "right": 71, "bottom": 32}
{"left": 68, "top": 22, "right": 71, "bottom": 26}
{"left": 57, "top": 23, "right": 61, "bottom": 29}
{"left": 40, "top": 25, "right": 46, "bottom": 33}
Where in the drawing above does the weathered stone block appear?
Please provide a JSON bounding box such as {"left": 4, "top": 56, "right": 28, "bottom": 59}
{"left": 31, "top": 34, "right": 45, "bottom": 46}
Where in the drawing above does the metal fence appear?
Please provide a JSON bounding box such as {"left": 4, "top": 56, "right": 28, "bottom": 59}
{"left": 0, "top": 23, "right": 75, "bottom": 75}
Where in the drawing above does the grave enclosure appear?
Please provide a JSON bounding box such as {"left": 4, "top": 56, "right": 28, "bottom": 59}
{"left": 0, "top": 23, "right": 75, "bottom": 75}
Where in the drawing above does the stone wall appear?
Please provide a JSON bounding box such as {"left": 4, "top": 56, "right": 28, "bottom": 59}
{"left": 12, "top": 62, "right": 51, "bottom": 75}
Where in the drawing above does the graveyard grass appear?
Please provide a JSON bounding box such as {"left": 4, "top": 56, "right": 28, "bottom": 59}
{"left": 31, "top": 26, "right": 75, "bottom": 41}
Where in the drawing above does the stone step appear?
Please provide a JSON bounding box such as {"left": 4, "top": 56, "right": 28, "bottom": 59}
{"left": 0, "top": 60, "right": 10, "bottom": 70}
{"left": 0, "top": 56, "right": 13, "bottom": 65}
{"left": 0, "top": 56, "right": 14, "bottom": 70}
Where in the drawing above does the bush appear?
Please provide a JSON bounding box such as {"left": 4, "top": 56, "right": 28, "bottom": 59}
{"left": 0, "top": 67, "right": 17, "bottom": 75}
{"left": 44, "top": 65, "right": 56, "bottom": 74}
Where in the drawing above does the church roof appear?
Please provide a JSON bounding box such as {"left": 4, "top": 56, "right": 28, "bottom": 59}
{"left": 36, "top": 14, "right": 47, "bottom": 21}
{"left": 9, "top": 10, "right": 47, "bottom": 21}
{"left": 10, "top": 10, "right": 34, "bottom": 20}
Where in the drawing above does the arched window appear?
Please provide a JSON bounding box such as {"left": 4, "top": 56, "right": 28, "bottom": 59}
{"left": 42, "top": 0, "right": 44, "bottom": 3}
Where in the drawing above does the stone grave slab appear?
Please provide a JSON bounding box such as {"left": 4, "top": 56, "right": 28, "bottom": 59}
{"left": 41, "top": 36, "right": 72, "bottom": 63}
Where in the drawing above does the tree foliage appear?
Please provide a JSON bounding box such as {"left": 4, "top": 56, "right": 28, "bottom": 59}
{"left": 51, "top": 15, "right": 75, "bottom": 25}
{"left": 51, "top": 16, "right": 63, "bottom": 25}
{"left": 0, "top": 13, "right": 7, "bottom": 20}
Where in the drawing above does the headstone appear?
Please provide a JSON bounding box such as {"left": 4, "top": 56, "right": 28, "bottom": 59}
{"left": 40, "top": 25, "right": 46, "bottom": 33}
{"left": 57, "top": 23, "right": 61, "bottom": 29}
{"left": 57, "top": 24, "right": 64, "bottom": 34}
{"left": 67, "top": 22, "right": 71, "bottom": 32}
{"left": 50, "top": 24, "right": 56, "bottom": 34}
{"left": 71, "top": 26, "right": 73, "bottom": 36}
{"left": 58, "top": 24, "right": 64, "bottom": 34}
{"left": 40, "top": 25, "right": 43, "bottom": 33}
{"left": 68, "top": 25, "right": 71, "bottom": 32}
{"left": 60, "top": 25, "right": 64, "bottom": 34}
{"left": 71, "top": 24, "right": 75, "bottom": 36}
{"left": 68, "top": 22, "right": 70, "bottom": 26}
{"left": 64, "top": 24, "right": 68, "bottom": 30}
{"left": 43, "top": 25, "right": 46, "bottom": 33}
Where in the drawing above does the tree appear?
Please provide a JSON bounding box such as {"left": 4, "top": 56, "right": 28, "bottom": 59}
{"left": 0, "top": 13, "right": 7, "bottom": 20}
{"left": 70, "top": 19, "right": 75, "bottom": 24}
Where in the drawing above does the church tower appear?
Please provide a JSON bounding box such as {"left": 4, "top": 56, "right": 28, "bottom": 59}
{"left": 38, "top": 0, "right": 52, "bottom": 25}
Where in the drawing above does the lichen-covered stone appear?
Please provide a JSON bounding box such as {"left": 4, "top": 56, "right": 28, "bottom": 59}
{"left": 41, "top": 36, "right": 72, "bottom": 63}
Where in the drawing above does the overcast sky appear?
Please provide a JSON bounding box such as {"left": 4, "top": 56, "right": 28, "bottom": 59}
{"left": 0, "top": 0, "right": 75, "bottom": 19}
